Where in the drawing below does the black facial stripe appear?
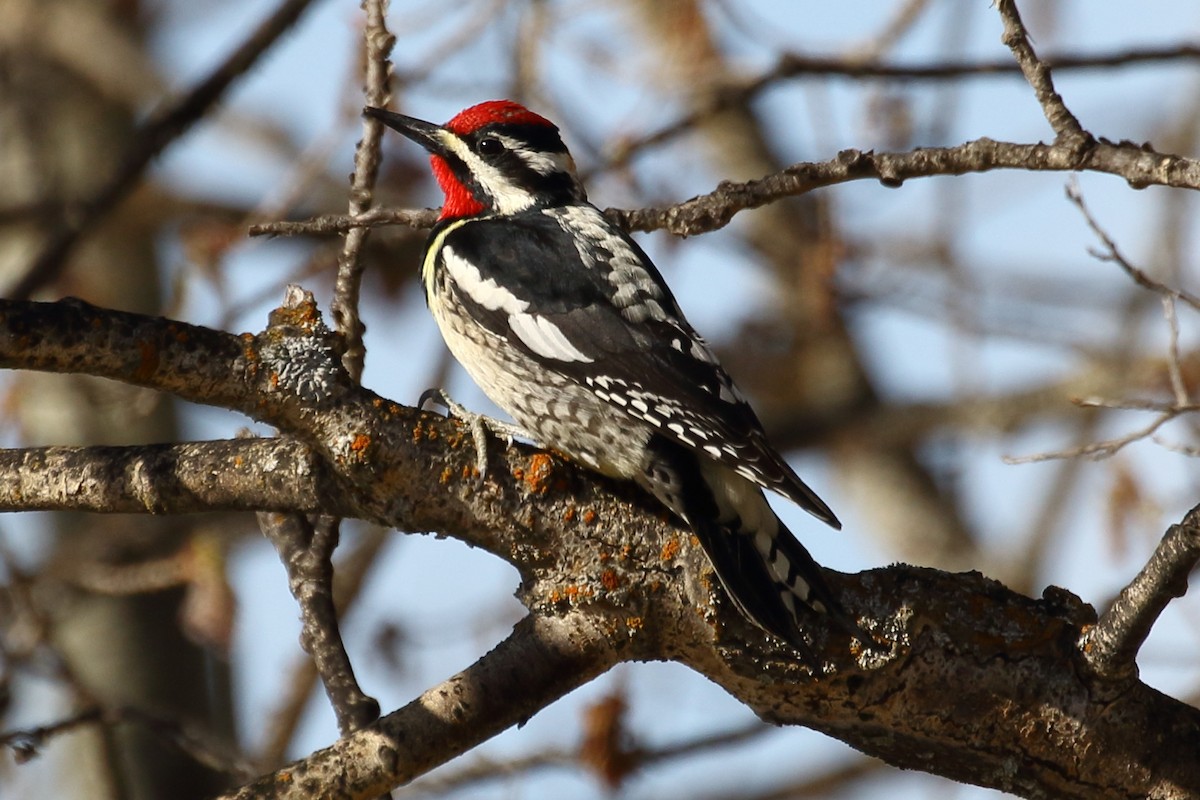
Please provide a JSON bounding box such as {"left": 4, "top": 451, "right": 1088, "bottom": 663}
{"left": 482, "top": 122, "right": 568, "bottom": 154}
{"left": 440, "top": 151, "right": 490, "bottom": 202}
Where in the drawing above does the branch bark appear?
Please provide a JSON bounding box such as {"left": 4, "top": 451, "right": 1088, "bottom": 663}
{"left": 0, "top": 439, "right": 335, "bottom": 515}
{"left": 218, "top": 612, "right": 619, "bottom": 800}
{"left": 3, "top": 294, "right": 1199, "bottom": 798}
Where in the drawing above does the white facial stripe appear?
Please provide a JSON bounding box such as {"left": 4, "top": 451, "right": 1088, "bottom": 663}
{"left": 509, "top": 313, "right": 594, "bottom": 363}
{"left": 442, "top": 246, "right": 529, "bottom": 314}
{"left": 494, "top": 134, "right": 574, "bottom": 175}
{"left": 436, "top": 131, "right": 536, "bottom": 215}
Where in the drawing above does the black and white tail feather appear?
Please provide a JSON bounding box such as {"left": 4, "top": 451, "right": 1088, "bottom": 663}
{"left": 640, "top": 437, "right": 861, "bottom": 663}
{"left": 365, "top": 100, "right": 865, "bottom": 662}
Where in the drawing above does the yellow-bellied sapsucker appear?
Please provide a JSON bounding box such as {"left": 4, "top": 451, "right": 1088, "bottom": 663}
{"left": 365, "top": 100, "right": 859, "bottom": 660}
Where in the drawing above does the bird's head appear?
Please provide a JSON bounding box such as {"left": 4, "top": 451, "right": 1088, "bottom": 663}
{"left": 365, "top": 100, "right": 585, "bottom": 220}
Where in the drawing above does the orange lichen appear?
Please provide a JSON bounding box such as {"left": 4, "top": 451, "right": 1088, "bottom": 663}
{"left": 600, "top": 569, "right": 620, "bottom": 591}
{"left": 564, "top": 584, "right": 594, "bottom": 601}
{"left": 133, "top": 339, "right": 159, "bottom": 382}
{"left": 350, "top": 433, "right": 371, "bottom": 453}
{"left": 522, "top": 452, "right": 555, "bottom": 493}
{"left": 625, "top": 617, "right": 643, "bottom": 632}
{"left": 660, "top": 537, "right": 680, "bottom": 562}
{"left": 439, "top": 467, "right": 453, "bottom": 485}
{"left": 582, "top": 509, "right": 598, "bottom": 525}
{"left": 563, "top": 506, "right": 577, "bottom": 523}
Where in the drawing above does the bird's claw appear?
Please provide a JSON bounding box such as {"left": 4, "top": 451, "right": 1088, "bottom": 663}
{"left": 419, "top": 388, "right": 529, "bottom": 476}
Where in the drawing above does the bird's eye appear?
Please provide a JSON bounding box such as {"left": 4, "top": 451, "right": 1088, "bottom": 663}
{"left": 477, "top": 136, "right": 504, "bottom": 155}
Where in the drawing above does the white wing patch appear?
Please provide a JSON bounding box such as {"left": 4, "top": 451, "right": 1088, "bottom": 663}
{"left": 443, "top": 246, "right": 529, "bottom": 314}
{"left": 444, "top": 246, "right": 592, "bottom": 364}
{"left": 509, "top": 312, "right": 594, "bottom": 363}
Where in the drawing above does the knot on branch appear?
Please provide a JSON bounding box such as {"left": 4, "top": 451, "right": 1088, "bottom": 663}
{"left": 256, "top": 286, "right": 350, "bottom": 405}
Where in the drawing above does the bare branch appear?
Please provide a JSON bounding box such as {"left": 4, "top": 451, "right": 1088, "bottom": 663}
{"left": 331, "top": 0, "right": 395, "bottom": 381}
{"left": 598, "top": 44, "right": 1200, "bottom": 176}
{"left": 1082, "top": 505, "right": 1200, "bottom": 679}
{"left": 257, "top": 512, "right": 380, "bottom": 736}
{"left": 247, "top": 207, "right": 439, "bottom": 237}
{"left": 0, "top": 705, "right": 250, "bottom": 778}
{"left": 1067, "top": 180, "right": 1200, "bottom": 311}
{"left": 1003, "top": 410, "right": 1180, "bottom": 463}
{"left": 996, "top": 0, "right": 1089, "bottom": 142}
{"left": 263, "top": 138, "right": 1200, "bottom": 241}
{"left": 258, "top": 529, "right": 389, "bottom": 767}
{"left": 218, "top": 612, "right": 619, "bottom": 800}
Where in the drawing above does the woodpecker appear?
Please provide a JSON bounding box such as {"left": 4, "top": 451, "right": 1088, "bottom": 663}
{"left": 365, "top": 100, "right": 859, "bottom": 661}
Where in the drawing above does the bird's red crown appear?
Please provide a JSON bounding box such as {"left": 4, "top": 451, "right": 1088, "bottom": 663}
{"left": 444, "top": 100, "right": 556, "bottom": 135}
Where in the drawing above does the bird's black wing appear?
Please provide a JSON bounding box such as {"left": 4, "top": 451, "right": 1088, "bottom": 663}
{"left": 436, "top": 205, "right": 838, "bottom": 527}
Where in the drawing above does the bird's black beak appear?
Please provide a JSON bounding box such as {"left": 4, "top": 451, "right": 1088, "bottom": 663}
{"left": 363, "top": 106, "right": 451, "bottom": 157}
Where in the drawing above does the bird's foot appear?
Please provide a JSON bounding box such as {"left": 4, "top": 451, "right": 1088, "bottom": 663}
{"left": 419, "top": 388, "right": 530, "bottom": 476}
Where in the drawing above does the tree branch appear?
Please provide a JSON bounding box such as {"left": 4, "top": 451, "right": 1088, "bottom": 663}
{"left": 248, "top": 137, "right": 1200, "bottom": 242}
{"left": 996, "top": 0, "right": 1089, "bottom": 141}
{"left": 5, "top": 294, "right": 1200, "bottom": 798}
{"left": 331, "top": 0, "right": 394, "bottom": 381}
{"left": 1082, "top": 505, "right": 1200, "bottom": 680}
{"left": 257, "top": 512, "right": 379, "bottom": 735}
{"left": 218, "top": 612, "right": 619, "bottom": 800}
{"left": 0, "top": 439, "right": 338, "bottom": 515}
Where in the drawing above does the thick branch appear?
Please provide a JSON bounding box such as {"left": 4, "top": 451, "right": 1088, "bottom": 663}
{"left": 5, "top": 296, "right": 1200, "bottom": 798}
{"left": 0, "top": 439, "right": 338, "bottom": 515}
{"left": 219, "top": 612, "right": 618, "bottom": 800}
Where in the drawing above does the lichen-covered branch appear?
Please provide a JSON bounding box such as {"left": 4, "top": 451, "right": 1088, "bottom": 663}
{"left": 2, "top": 293, "right": 1198, "bottom": 798}
{"left": 219, "top": 612, "right": 619, "bottom": 800}
{"left": 0, "top": 438, "right": 337, "bottom": 515}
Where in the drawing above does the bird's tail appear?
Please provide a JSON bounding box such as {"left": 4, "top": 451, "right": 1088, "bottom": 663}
{"left": 638, "top": 438, "right": 862, "bottom": 663}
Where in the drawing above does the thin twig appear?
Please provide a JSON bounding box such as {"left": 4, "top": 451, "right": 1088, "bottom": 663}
{"left": 1003, "top": 411, "right": 1180, "bottom": 464}
{"left": 1164, "top": 297, "right": 1190, "bottom": 406}
{"left": 1082, "top": 504, "right": 1200, "bottom": 679}
{"left": 595, "top": 43, "right": 1200, "bottom": 176}
{"left": 1067, "top": 180, "right": 1200, "bottom": 311}
{"left": 249, "top": 207, "right": 438, "bottom": 237}
{"left": 996, "top": 0, "right": 1089, "bottom": 142}
{"left": 0, "top": 705, "right": 252, "bottom": 778}
{"left": 257, "top": 527, "right": 389, "bottom": 767}
{"left": 6, "top": 0, "right": 320, "bottom": 300}
{"left": 257, "top": 512, "right": 381, "bottom": 737}
{"left": 249, "top": 137, "right": 1200, "bottom": 242}
{"left": 331, "top": 0, "right": 395, "bottom": 382}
